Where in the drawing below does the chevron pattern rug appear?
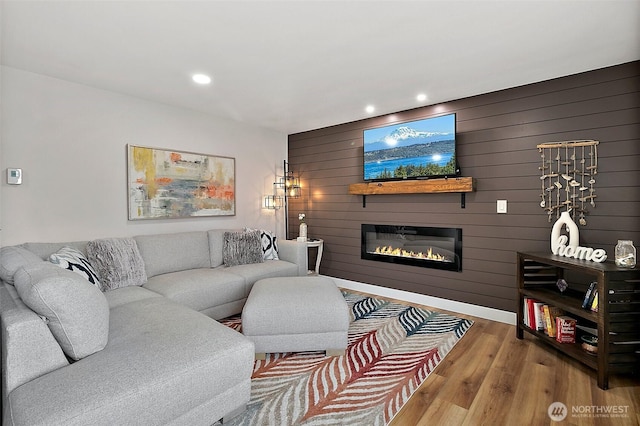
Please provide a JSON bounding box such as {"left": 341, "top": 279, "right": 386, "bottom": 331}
{"left": 220, "top": 291, "right": 473, "bottom": 426}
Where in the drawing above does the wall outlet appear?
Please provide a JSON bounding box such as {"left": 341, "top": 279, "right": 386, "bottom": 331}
{"left": 497, "top": 199, "right": 507, "bottom": 214}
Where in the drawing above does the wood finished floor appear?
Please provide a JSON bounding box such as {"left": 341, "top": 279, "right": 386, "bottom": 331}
{"left": 349, "top": 291, "right": 640, "bottom": 426}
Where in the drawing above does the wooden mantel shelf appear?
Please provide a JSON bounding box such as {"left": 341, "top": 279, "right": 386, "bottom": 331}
{"left": 348, "top": 177, "right": 475, "bottom": 195}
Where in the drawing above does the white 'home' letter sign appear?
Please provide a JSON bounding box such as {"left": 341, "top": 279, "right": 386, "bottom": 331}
{"left": 551, "top": 211, "right": 607, "bottom": 262}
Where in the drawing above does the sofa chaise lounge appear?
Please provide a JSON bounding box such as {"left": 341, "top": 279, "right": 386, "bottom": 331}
{"left": 0, "top": 229, "right": 307, "bottom": 425}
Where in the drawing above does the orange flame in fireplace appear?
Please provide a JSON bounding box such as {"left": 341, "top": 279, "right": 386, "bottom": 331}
{"left": 373, "top": 246, "right": 448, "bottom": 262}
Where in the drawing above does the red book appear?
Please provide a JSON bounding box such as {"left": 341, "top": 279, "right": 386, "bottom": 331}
{"left": 556, "top": 316, "right": 576, "bottom": 343}
{"left": 527, "top": 298, "right": 536, "bottom": 330}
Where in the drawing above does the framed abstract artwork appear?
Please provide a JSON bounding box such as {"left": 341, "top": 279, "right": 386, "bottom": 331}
{"left": 127, "top": 145, "right": 235, "bottom": 220}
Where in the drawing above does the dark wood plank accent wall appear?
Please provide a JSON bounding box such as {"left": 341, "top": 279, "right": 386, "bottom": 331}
{"left": 287, "top": 61, "right": 640, "bottom": 312}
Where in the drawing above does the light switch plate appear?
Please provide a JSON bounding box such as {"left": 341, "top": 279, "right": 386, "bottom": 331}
{"left": 7, "top": 168, "right": 22, "bottom": 185}
{"left": 497, "top": 199, "right": 507, "bottom": 214}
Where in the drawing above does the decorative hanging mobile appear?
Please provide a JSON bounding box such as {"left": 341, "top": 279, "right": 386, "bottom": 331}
{"left": 537, "top": 140, "right": 599, "bottom": 226}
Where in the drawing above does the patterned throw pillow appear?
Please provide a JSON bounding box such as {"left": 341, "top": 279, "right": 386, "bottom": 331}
{"left": 260, "top": 230, "right": 279, "bottom": 260}
{"left": 223, "top": 230, "right": 264, "bottom": 266}
{"left": 49, "top": 246, "right": 101, "bottom": 287}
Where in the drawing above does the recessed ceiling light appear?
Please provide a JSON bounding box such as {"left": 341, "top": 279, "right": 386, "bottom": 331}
{"left": 192, "top": 74, "right": 212, "bottom": 85}
{"left": 416, "top": 93, "right": 428, "bottom": 102}
{"left": 365, "top": 105, "right": 375, "bottom": 114}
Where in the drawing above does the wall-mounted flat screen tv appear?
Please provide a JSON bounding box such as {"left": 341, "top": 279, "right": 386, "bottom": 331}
{"left": 363, "top": 113, "right": 458, "bottom": 181}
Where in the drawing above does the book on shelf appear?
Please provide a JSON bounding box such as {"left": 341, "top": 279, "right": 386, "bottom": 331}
{"left": 528, "top": 299, "right": 536, "bottom": 330}
{"left": 533, "top": 301, "right": 546, "bottom": 332}
{"left": 542, "top": 305, "right": 554, "bottom": 336}
{"left": 524, "top": 297, "right": 534, "bottom": 328}
{"left": 523, "top": 297, "right": 535, "bottom": 329}
{"left": 524, "top": 297, "right": 544, "bottom": 330}
{"left": 556, "top": 316, "right": 577, "bottom": 343}
{"left": 523, "top": 297, "right": 564, "bottom": 336}
{"left": 542, "top": 304, "right": 563, "bottom": 337}
{"left": 582, "top": 281, "right": 597, "bottom": 309}
{"left": 590, "top": 290, "right": 599, "bottom": 312}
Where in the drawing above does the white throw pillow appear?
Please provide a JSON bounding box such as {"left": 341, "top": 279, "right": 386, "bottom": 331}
{"left": 49, "top": 246, "right": 101, "bottom": 287}
{"left": 260, "top": 230, "right": 279, "bottom": 260}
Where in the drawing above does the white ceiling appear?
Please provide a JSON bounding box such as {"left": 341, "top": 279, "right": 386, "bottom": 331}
{"left": 2, "top": 1, "right": 639, "bottom": 135}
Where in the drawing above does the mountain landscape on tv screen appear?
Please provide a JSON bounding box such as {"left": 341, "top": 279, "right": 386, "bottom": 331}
{"left": 364, "top": 125, "right": 456, "bottom": 180}
{"left": 364, "top": 139, "right": 454, "bottom": 163}
{"left": 364, "top": 126, "right": 453, "bottom": 152}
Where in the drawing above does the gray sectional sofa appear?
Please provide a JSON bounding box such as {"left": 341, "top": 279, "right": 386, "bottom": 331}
{"left": 0, "top": 229, "right": 307, "bottom": 426}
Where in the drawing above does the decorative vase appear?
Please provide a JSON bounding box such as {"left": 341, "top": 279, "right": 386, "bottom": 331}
{"left": 615, "top": 240, "right": 636, "bottom": 268}
{"left": 551, "top": 211, "right": 579, "bottom": 254}
{"left": 299, "top": 222, "right": 307, "bottom": 240}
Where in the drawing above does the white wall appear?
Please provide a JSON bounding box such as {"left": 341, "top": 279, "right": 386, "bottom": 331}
{"left": 0, "top": 67, "right": 287, "bottom": 246}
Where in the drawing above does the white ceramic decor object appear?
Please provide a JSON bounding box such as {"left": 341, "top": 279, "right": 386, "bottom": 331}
{"left": 551, "top": 211, "right": 606, "bottom": 262}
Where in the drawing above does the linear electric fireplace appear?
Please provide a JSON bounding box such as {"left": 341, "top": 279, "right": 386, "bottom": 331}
{"left": 361, "top": 224, "right": 462, "bottom": 272}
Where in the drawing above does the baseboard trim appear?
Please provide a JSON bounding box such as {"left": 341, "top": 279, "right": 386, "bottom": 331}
{"left": 327, "top": 276, "right": 516, "bottom": 325}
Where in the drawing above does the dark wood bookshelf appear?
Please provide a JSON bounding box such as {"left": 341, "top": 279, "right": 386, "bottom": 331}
{"left": 516, "top": 252, "right": 640, "bottom": 390}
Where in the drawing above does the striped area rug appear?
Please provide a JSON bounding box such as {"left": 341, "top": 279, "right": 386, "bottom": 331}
{"left": 220, "top": 291, "right": 473, "bottom": 426}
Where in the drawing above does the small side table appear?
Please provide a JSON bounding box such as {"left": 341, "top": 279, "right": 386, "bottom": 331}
{"left": 305, "top": 239, "right": 324, "bottom": 275}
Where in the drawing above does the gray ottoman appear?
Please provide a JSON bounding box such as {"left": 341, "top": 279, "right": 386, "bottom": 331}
{"left": 242, "top": 276, "right": 350, "bottom": 359}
